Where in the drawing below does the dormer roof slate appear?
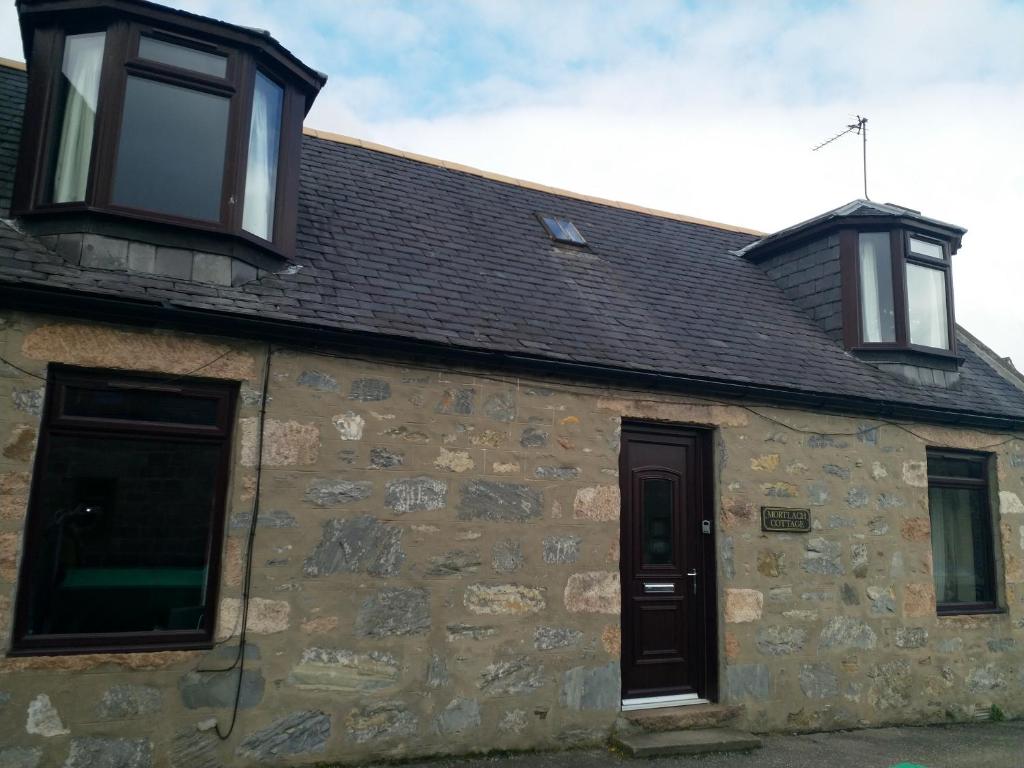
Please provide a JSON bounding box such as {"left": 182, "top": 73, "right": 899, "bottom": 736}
{"left": 737, "top": 199, "right": 967, "bottom": 261}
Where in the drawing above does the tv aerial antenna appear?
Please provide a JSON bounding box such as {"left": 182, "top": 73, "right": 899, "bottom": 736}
{"left": 812, "top": 115, "right": 869, "bottom": 200}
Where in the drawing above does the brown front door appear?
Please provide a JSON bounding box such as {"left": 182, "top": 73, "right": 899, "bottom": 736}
{"left": 619, "top": 422, "right": 716, "bottom": 701}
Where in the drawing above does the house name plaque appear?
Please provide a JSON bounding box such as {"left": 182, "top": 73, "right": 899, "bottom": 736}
{"left": 760, "top": 507, "right": 811, "bottom": 533}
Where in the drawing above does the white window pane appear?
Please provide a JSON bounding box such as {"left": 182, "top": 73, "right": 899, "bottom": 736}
{"left": 242, "top": 72, "right": 284, "bottom": 241}
{"left": 907, "top": 263, "right": 949, "bottom": 349}
{"left": 857, "top": 233, "right": 896, "bottom": 343}
{"left": 52, "top": 32, "right": 106, "bottom": 203}
{"left": 139, "top": 36, "right": 226, "bottom": 78}
{"left": 908, "top": 236, "right": 944, "bottom": 260}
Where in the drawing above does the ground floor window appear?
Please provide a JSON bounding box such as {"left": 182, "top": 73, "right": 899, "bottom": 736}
{"left": 11, "top": 366, "right": 236, "bottom": 655}
{"left": 926, "top": 449, "right": 998, "bottom": 614}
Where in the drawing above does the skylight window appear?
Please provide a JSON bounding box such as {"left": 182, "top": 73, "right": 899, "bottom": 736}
{"left": 539, "top": 214, "right": 586, "bottom": 246}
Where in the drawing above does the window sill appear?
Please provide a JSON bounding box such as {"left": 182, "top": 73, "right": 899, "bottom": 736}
{"left": 7, "top": 636, "right": 215, "bottom": 658}
{"left": 936, "top": 605, "right": 1006, "bottom": 618}
{"left": 850, "top": 345, "right": 964, "bottom": 368}
{"left": 14, "top": 204, "right": 289, "bottom": 270}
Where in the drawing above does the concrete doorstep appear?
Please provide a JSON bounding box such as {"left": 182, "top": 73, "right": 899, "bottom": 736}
{"left": 613, "top": 728, "right": 762, "bottom": 758}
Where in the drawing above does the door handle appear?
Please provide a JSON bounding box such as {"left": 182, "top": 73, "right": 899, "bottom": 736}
{"left": 687, "top": 569, "right": 698, "bottom": 595}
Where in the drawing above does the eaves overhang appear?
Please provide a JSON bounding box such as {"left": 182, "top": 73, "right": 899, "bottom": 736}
{"left": 17, "top": 0, "right": 327, "bottom": 110}
{"left": 739, "top": 200, "right": 968, "bottom": 263}
{"left": 2, "top": 280, "right": 1023, "bottom": 435}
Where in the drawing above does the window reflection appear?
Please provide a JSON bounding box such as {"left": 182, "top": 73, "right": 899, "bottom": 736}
{"left": 25, "top": 435, "right": 218, "bottom": 635}
{"left": 642, "top": 478, "right": 673, "bottom": 565}
{"left": 112, "top": 76, "right": 229, "bottom": 221}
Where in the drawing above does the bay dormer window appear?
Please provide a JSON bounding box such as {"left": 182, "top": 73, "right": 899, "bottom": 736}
{"left": 741, "top": 200, "right": 965, "bottom": 387}
{"left": 848, "top": 229, "right": 955, "bottom": 354}
{"left": 13, "top": 0, "right": 325, "bottom": 261}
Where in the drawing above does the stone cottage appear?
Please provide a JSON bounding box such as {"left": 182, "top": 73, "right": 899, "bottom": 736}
{"left": 0, "top": 0, "right": 1022, "bottom": 765}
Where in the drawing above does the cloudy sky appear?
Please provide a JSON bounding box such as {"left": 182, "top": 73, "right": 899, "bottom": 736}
{"left": 2, "top": 1, "right": 1022, "bottom": 366}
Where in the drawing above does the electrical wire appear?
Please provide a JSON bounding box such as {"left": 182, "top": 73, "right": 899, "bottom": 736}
{"left": 2, "top": 340, "right": 1022, "bottom": 452}
{"left": 0, "top": 331, "right": 1019, "bottom": 740}
{"left": 292, "top": 345, "right": 1024, "bottom": 453}
{"left": 0, "top": 354, "right": 47, "bottom": 381}
{"left": 2, "top": 340, "right": 1021, "bottom": 452}
{"left": 207, "top": 342, "right": 271, "bottom": 741}
{"left": 0, "top": 347, "right": 240, "bottom": 384}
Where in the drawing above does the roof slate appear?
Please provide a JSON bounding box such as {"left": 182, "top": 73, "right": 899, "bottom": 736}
{"left": 1, "top": 63, "right": 1022, "bottom": 423}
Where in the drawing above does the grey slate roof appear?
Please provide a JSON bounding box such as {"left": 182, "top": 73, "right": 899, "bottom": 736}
{"left": 0, "top": 62, "right": 25, "bottom": 217}
{"left": 1, "top": 62, "right": 1022, "bottom": 424}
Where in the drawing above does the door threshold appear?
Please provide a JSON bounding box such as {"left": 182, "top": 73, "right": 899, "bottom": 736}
{"left": 621, "top": 694, "right": 710, "bottom": 711}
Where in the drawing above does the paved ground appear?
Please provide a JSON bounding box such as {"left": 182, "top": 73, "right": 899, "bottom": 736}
{"left": 360, "top": 722, "right": 1024, "bottom": 768}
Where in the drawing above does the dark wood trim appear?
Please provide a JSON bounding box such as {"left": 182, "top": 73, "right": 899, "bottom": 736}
{"left": 903, "top": 226, "right": 957, "bottom": 355}
{"left": 88, "top": 19, "right": 129, "bottom": 209}
{"left": 276, "top": 78, "right": 304, "bottom": 248}
{"left": 837, "top": 225, "right": 959, "bottom": 357}
{"left": 890, "top": 228, "right": 908, "bottom": 346}
{"left": 925, "top": 448, "right": 998, "bottom": 617}
{"left": 9, "top": 364, "right": 238, "bottom": 656}
{"left": 905, "top": 231, "right": 949, "bottom": 262}
{"left": 619, "top": 421, "right": 718, "bottom": 702}
{"left": 226, "top": 55, "right": 255, "bottom": 235}
{"left": 11, "top": 26, "right": 60, "bottom": 214}
{"left": 131, "top": 24, "right": 234, "bottom": 82}
{"left": 742, "top": 214, "right": 964, "bottom": 263}
{"left": 18, "top": 0, "right": 326, "bottom": 97}
{"left": 122, "top": 60, "right": 237, "bottom": 97}
{"left": 698, "top": 427, "right": 718, "bottom": 703}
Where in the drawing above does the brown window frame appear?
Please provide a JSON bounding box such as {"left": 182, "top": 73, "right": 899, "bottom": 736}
{"left": 9, "top": 366, "right": 237, "bottom": 656}
{"left": 840, "top": 228, "right": 958, "bottom": 357}
{"left": 925, "top": 449, "right": 1001, "bottom": 617}
{"left": 13, "top": 16, "right": 304, "bottom": 258}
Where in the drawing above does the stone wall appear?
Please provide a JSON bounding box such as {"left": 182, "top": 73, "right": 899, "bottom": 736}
{"left": 0, "top": 309, "right": 1022, "bottom": 767}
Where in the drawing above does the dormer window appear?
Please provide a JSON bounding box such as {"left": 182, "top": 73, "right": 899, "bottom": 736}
{"left": 13, "top": 0, "right": 325, "bottom": 261}
{"left": 850, "top": 229, "right": 954, "bottom": 353}
{"left": 740, "top": 200, "right": 965, "bottom": 384}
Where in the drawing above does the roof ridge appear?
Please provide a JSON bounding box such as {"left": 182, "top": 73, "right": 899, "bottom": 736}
{"left": 0, "top": 57, "right": 27, "bottom": 72}
{"left": 302, "top": 126, "right": 766, "bottom": 237}
{"left": 957, "top": 325, "right": 1024, "bottom": 393}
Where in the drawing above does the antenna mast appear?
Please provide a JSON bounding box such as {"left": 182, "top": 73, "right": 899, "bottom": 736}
{"left": 812, "top": 115, "right": 869, "bottom": 200}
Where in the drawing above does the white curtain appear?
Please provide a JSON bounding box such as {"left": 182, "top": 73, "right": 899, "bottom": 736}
{"left": 242, "top": 72, "right": 283, "bottom": 241}
{"left": 930, "top": 488, "right": 977, "bottom": 602}
{"left": 907, "top": 264, "right": 949, "bottom": 348}
{"left": 53, "top": 32, "right": 105, "bottom": 203}
{"left": 858, "top": 235, "right": 884, "bottom": 342}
